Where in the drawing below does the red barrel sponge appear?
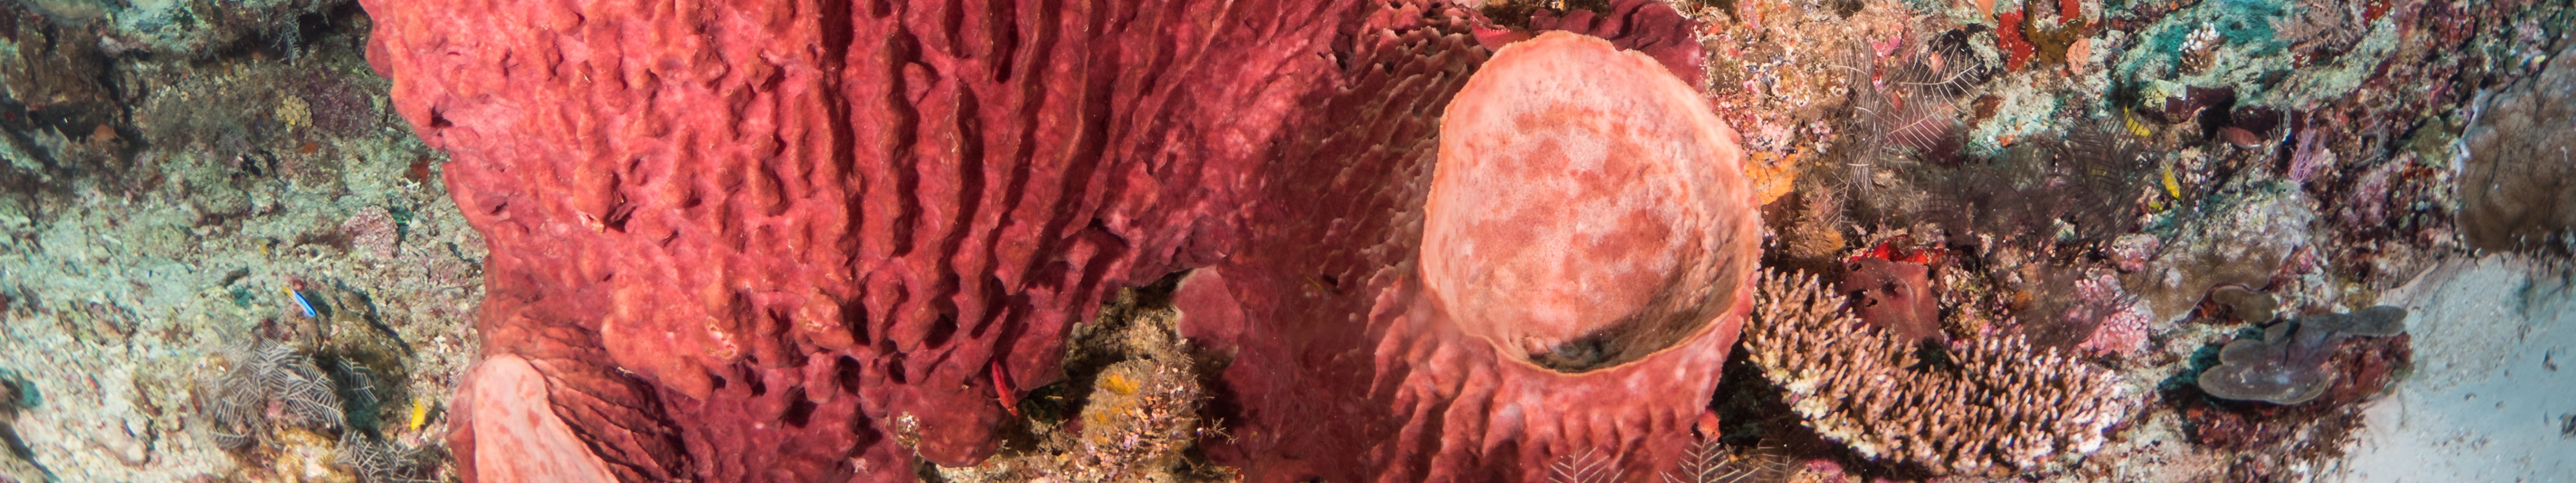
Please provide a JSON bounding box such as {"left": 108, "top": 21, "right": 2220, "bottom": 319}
{"left": 1426, "top": 30, "right": 1758, "bottom": 373}
{"left": 1181, "top": 30, "right": 1759, "bottom": 482}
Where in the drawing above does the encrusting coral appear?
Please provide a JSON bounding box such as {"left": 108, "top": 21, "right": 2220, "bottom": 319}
{"left": 2198, "top": 284, "right": 2281, "bottom": 324}
{"left": 2196, "top": 306, "right": 2408, "bottom": 405}
{"left": 1742, "top": 270, "right": 2131, "bottom": 476}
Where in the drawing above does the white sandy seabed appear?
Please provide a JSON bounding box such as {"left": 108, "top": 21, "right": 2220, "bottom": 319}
{"left": 2329, "top": 255, "right": 2576, "bottom": 482}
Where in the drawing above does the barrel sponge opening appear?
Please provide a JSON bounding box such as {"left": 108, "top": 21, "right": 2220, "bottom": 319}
{"left": 1422, "top": 31, "right": 1758, "bottom": 372}
{"left": 456, "top": 356, "right": 619, "bottom": 483}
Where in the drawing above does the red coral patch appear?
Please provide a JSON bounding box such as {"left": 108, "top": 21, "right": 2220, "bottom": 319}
{"left": 1996, "top": 11, "right": 2034, "bottom": 71}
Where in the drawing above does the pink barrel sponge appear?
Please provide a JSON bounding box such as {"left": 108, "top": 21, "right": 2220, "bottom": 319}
{"left": 359, "top": 0, "right": 1417, "bottom": 479}
{"left": 1181, "top": 29, "right": 1758, "bottom": 482}
{"left": 1425, "top": 31, "right": 1758, "bottom": 372}
{"left": 361, "top": 0, "right": 1732, "bottom": 479}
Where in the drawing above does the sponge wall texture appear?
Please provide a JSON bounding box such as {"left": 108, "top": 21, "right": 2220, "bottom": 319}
{"left": 362, "top": 0, "right": 1422, "bottom": 479}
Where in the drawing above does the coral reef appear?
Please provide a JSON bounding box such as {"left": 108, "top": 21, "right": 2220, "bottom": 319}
{"left": 6, "top": 0, "right": 2563, "bottom": 479}
{"left": 0, "top": 0, "right": 134, "bottom": 210}
{"left": 10, "top": 0, "right": 349, "bottom": 60}
{"left": 2195, "top": 306, "right": 2407, "bottom": 405}
{"left": 0, "top": 3, "right": 484, "bottom": 474}
{"left": 1742, "top": 270, "right": 2130, "bottom": 476}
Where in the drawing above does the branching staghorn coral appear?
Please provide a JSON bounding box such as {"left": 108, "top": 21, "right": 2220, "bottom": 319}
{"left": 1742, "top": 270, "right": 2132, "bottom": 475}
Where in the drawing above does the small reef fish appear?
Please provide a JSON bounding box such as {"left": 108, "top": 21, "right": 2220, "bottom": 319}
{"left": 409, "top": 396, "right": 432, "bottom": 430}
{"left": 286, "top": 287, "right": 318, "bottom": 318}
